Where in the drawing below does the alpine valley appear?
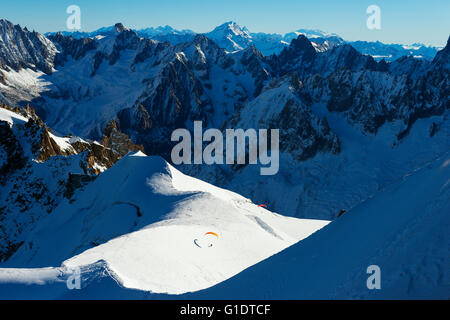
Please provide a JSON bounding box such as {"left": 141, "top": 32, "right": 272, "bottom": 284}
{"left": 0, "top": 18, "right": 448, "bottom": 299}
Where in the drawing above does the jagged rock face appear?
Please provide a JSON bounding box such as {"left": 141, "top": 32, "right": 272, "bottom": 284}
{"left": 0, "top": 104, "right": 143, "bottom": 175}
{"left": 0, "top": 121, "right": 27, "bottom": 182}
{"left": 113, "top": 34, "right": 271, "bottom": 157}
{"left": 0, "top": 23, "right": 447, "bottom": 152}
{"left": 432, "top": 36, "right": 450, "bottom": 68}
{"left": 301, "top": 55, "right": 448, "bottom": 136}
{"left": 132, "top": 40, "right": 170, "bottom": 66}
{"left": 269, "top": 37, "right": 385, "bottom": 80}
{"left": 0, "top": 19, "right": 56, "bottom": 74}
{"left": 0, "top": 105, "right": 143, "bottom": 261}
{"left": 275, "top": 102, "right": 340, "bottom": 160}
{"left": 0, "top": 107, "right": 76, "bottom": 261}
{"left": 239, "top": 45, "right": 270, "bottom": 97}
{"left": 260, "top": 34, "right": 449, "bottom": 136}
{"left": 118, "top": 54, "right": 210, "bottom": 157}
{"left": 425, "top": 37, "right": 450, "bottom": 122}
{"left": 388, "top": 56, "right": 429, "bottom": 77}
{"left": 313, "top": 44, "right": 382, "bottom": 76}
{"left": 0, "top": 104, "right": 74, "bottom": 160}
{"left": 108, "top": 26, "right": 143, "bottom": 65}
{"left": 0, "top": 104, "right": 127, "bottom": 173}
{"left": 0, "top": 70, "right": 5, "bottom": 85}
{"left": 89, "top": 27, "right": 146, "bottom": 77}
{"left": 227, "top": 73, "right": 340, "bottom": 162}
{"left": 0, "top": 152, "right": 81, "bottom": 262}
{"left": 269, "top": 35, "right": 317, "bottom": 78}
{"left": 268, "top": 36, "right": 388, "bottom": 83}
{"left": 11, "top": 27, "right": 271, "bottom": 145}
{"left": 101, "top": 119, "right": 144, "bottom": 157}
{"left": 48, "top": 33, "right": 97, "bottom": 66}
{"left": 308, "top": 36, "right": 345, "bottom": 53}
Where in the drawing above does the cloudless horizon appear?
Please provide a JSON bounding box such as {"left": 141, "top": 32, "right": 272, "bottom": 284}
{"left": 1, "top": 0, "right": 449, "bottom": 46}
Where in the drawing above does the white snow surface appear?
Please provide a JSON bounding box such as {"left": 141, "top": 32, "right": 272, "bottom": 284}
{"left": 0, "top": 107, "right": 28, "bottom": 126}
{"left": 0, "top": 152, "right": 329, "bottom": 295}
{"left": 183, "top": 154, "right": 450, "bottom": 299}
{"left": 2, "top": 152, "right": 447, "bottom": 299}
{"left": 48, "top": 132, "right": 76, "bottom": 153}
{"left": 0, "top": 67, "right": 52, "bottom": 104}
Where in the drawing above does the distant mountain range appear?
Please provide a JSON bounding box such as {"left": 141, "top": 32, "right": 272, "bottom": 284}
{"left": 45, "top": 21, "right": 442, "bottom": 61}
{"left": 1, "top": 17, "right": 448, "bottom": 221}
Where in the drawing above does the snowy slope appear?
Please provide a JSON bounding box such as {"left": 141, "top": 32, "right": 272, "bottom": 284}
{"left": 182, "top": 154, "right": 450, "bottom": 299}
{"left": 0, "top": 107, "right": 28, "bottom": 125}
{"left": 0, "top": 67, "right": 52, "bottom": 105}
{"left": 1, "top": 152, "right": 447, "bottom": 299}
{"left": 0, "top": 152, "right": 329, "bottom": 295}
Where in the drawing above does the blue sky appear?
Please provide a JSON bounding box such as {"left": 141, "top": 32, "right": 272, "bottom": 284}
{"left": 2, "top": 0, "right": 449, "bottom": 46}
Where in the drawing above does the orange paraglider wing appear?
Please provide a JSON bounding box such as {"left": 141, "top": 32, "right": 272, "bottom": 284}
{"left": 204, "top": 231, "right": 219, "bottom": 238}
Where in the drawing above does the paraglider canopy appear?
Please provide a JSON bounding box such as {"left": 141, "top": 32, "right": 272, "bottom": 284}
{"left": 194, "top": 232, "right": 219, "bottom": 248}
{"left": 204, "top": 231, "right": 219, "bottom": 238}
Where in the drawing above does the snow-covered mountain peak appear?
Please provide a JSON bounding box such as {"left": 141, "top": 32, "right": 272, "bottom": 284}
{"left": 0, "top": 19, "right": 13, "bottom": 29}
{"left": 156, "top": 25, "right": 194, "bottom": 36}
{"left": 41, "top": 22, "right": 442, "bottom": 60}
{"left": 113, "top": 23, "right": 128, "bottom": 33}
{"left": 291, "top": 28, "right": 340, "bottom": 39}
{"left": 134, "top": 25, "right": 195, "bottom": 45}
{"left": 155, "top": 25, "right": 175, "bottom": 33}
{"left": 205, "top": 21, "right": 253, "bottom": 52}
{"left": 214, "top": 21, "right": 250, "bottom": 36}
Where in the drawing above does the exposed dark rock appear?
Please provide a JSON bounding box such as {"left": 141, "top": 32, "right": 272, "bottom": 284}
{"left": 64, "top": 172, "right": 97, "bottom": 200}
{"left": 48, "top": 33, "right": 97, "bottom": 66}
{"left": 0, "top": 19, "right": 56, "bottom": 74}
{"left": 0, "top": 121, "right": 27, "bottom": 184}
{"left": 101, "top": 119, "right": 144, "bottom": 157}
{"left": 0, "top": 104, "right": 145, "bottom": 261}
